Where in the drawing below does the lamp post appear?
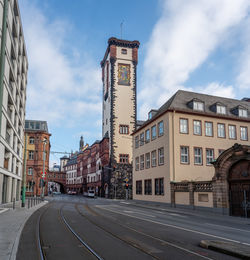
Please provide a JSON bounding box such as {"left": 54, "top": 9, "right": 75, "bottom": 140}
{"left": 41, "top": 138, "right": 47, "bottom": 199}
{"left": 21, "top": 133, "right": 27, "bottom": 207}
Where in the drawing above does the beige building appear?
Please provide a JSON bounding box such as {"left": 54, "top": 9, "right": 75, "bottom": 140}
{"left": 132, "top": 90, "right": 250, "bottom": 214}
{"left": 0, "top": 0, "right": 28, "bottom": 205}
{"left": 101, "top": 37, "right": 140, "bottom": 198}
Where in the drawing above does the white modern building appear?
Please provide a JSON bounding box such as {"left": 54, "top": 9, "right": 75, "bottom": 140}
{"left": 0, "top": 0, "right": 28, "bottom": 204}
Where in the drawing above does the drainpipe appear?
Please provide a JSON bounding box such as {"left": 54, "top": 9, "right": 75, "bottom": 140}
{"left": 172, "top": 111, "right": 176, "bottom": 181}
{"left": 0, "top": 0, "right": 9, "bottom": 131}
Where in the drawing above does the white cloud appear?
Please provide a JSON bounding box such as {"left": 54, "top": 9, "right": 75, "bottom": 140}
{"left": 197, "top": 82, "right": 235, "bottom": 98}
{"left": 139, "top": 0, "right": 250, "bottom": 118}
{"left": 236, "top": 18, "right": 250, "bottom": 91}
{"left": 20, "top": 1, "right": 102, "bottom": 127}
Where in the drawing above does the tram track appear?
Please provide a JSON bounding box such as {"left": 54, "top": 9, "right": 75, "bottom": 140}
{"left": 37, "top": 202, "right": 103, "bottom": 260}
{"left": 75, "top": 200, "right": 214, "bottom": 260}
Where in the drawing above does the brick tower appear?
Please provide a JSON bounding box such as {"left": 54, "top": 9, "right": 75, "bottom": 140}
{"left": 101, "top": 37, "right": 140, "bottom": 199}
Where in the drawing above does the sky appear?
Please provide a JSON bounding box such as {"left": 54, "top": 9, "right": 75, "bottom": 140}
{"left": 19, "top": 0, "right": 250, "bottom": 165}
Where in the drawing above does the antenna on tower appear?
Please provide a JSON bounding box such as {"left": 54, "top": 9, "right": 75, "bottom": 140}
{"left": 120, "top": 20, "right": 124, "bottom": 39}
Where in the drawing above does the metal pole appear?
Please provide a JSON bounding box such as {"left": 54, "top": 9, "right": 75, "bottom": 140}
{"left": 21, "top": 134, "right": 27, "bottom": 207}
{"left": 41, "top": 139, "right": 46, "bottom": 199}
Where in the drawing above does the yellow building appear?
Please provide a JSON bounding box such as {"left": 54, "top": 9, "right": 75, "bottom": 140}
{"left": 132, "top": 90, "right": 250, "bottom": 215}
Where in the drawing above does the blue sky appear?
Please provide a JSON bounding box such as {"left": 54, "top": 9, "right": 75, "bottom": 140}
{"left": 19, "top": 0, "right": 250, "bottom": 165}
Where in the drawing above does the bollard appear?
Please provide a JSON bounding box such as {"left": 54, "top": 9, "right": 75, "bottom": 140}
{"left": 28, "top": 198, "right": 30, "bottom": 209}
{"left": 31, "top": 197, "right": 33, "bottom": 207}
{"left": 13, "top": 198, "right": 15, "bottom": 210}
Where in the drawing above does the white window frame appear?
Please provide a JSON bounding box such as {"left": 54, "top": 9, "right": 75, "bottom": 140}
{"left": 193, "top": 101, "right": 204, "bottom": 111}
{"left": 216, "top": 105, "right": 226, "bottom": 114}
{"left": 140, "top": 155, "right": 144, "bottom": 170}
{"left": 193, "top": 120, "right": 201, "bottom": 135}
{"left": 145, "top": 129, "right": 150, "bottom": 143}
{"left": 135, "top": 157, "right": 139, "bottom": 171}
{"left": 228, "top": 125, "right": 236, "bottom": 139}
{"left": 239, "top": 108, "right": 247, "bottom": 118}
{"left": 240, "top": 126, "right": 248, "bottom": 140}
{"left": 218, "top": 123, "right": 225, "bottom": 138}
{"left": 158, "top": 147, "right": 164, "bottom": 165}
{"left": 205, "top": 122, "right": 213, "bottom": 136}
{"left": 158, "top": 121, "right": 164, "bottom": 136}
{"left": 194, "top": 147, "right": 202, "bottom": 165}
{"left": 180, "top": 119, "right": 188, "bottom": 134}
{"left": 145, "top": 153, "right": 150, "bottom": 168}
{"left": 180, "top": 146, "right": 189, "bottom": 164}
{"left": 151, "top": 150, "right": 156, "bottom": 167}
{"left": 206, "top": 149, "right": 214, "bottom": 165}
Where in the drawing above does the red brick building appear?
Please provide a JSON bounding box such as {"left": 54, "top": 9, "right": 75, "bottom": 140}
{"left": 25, "top": 120, "right": 51, "bottom": 197}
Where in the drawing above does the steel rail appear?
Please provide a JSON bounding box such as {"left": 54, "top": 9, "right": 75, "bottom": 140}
{"left": 77, "top": 201, "right": 214, "bottom": 260}
{"left": 60, "top": 206, "right": 103, "bottom": 260}
{"left": 75, "top": 202, "right": 161, "bottom": 260}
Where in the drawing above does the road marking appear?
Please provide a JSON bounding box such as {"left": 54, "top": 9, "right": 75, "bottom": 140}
{"left": 169, "top": 213, "right": 187, "bottom": 218}
{"left": 120, "top": 202, "right": 130, "bottom": 205}
{"left": 96, "top": 206, "right": 250, "bottom": 246}
{"left": 205, "top": 223, "right": 250, "bottom": 233}
{"left": 96, "top": 206, "right": 213, "bottom": 259}
{"left": 124, "top": 210, "right": 156, "bottom": 218}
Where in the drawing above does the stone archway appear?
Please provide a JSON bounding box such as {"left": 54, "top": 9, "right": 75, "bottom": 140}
{"left": 212, "top": 144, "right": 250, "bottom": 216}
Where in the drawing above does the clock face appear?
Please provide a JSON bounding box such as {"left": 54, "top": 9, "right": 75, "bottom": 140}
{"left": 118, "top": 64, "right": 130, "bottom": 86}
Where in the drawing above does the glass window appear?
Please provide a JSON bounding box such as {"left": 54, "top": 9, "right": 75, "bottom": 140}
{"left": 145, "top": 129, "right": 150, "bottom": 143}
{"left": 28, "top": 167, "right": 33, "bottom": 175}
{"left": 205, "top": 122, "right": 213, "bottom": 136}
{"left": 119, "top": 125, "right": 129, "bottom": 134}
{"left": 180, "top": 146, "right": 189, "bottom": 164}
{"left": 136, "top": 181, "right": 142, "bottom": 194}
{"left": 218, "top": 124, "right": 225, "bottom": 138}
{"left": 29, "top": 137, "right": 34, "bottom": 144}
{"left": 135, "top": 157, "right": 139, "bottom": 171}
{"left": 194, "top": 147, "right": 202, "bottom": 165}
{"left": 155, "top": 178, "right": 164, "bottom": 195}
{"left": 206, "top": 149, "right": 214, "bottom": 165}
{"left": 228, "top": 125, "right": 236, "bottom": 139}
{"left": 151, "top": 150, "right": 156, "bottom": 167}
{"left": 119, "top": 154, "right": 129, "bottom": 164}
{"left": 180, "top": 119, "right": 188, "bottom": 134}
{"left": 144, "top": 179, "right": 152, "bottom": 195}
{"left": 135, "top": 136, "right": 139, "bottom": 148}
{"left": 140, "top": 155, "right": 144, "bottom": 170}
{"left": 28, "top": 151, "right": 34, "bottom": 160}
{"left": 140, "top": 132, "right": 144, "bottom": 146}
{"left": 145, "top": 153, "right": 150, "bottom": 169}
{"left": 240, "top": 127, "right": 248, "bottom": 140}
{"left": 151, "top": 125, "right": 156, "bottom": 140}
{"left": 158, "top": 147, "right": 164, "bottom": 165}
{"left": 217, "top": 105, "right": 226, "bottom": 114}
{"left": 158, "top": 121, "right": 164, "bottom": 136}
{"left": 193, "top": 101, "right": 204, "bottom": 111}
{"left": 239, "top": 109, "right": 247, "bottom": 117}
{"left": 193, "top": 120, "right": 201, "bottom": 135}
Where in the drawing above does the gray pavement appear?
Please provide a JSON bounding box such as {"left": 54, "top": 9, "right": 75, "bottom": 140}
{"left": 0, "top": 200, "right": 47, "bottom": 260}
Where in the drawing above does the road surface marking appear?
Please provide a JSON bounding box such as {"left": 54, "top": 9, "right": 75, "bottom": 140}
{"left": 96, "top": 206, "right": 250, "bottom": 246}
{"left": 120, "top": 202, "right": 130, "bottom": 205}
{"left": 205, "top": 223, "right": 250, "bottom": 233}
{"left": 124, "top": 210, "right": 156, "bottom": 218}
{"left": 96, "top": 206, "right": 213, "bottom": 259}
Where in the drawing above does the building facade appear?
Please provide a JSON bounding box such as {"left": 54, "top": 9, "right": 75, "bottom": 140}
{"left": 0, "top": 0, "right": 28, "bottom": 204}
{"left": 47, "top": 165, "right": 66, "bottom": 194}
{"left": 101, "top": 37, "right": 139, "bottom": 198}
{"left": 24, "top": 120, "right": 51, "bottom": 197}
{"left": 132, "top": 90, "right": 250, "bottom": 215}
{"left": 65, "top": 153, "right": 77, "bottom": 193}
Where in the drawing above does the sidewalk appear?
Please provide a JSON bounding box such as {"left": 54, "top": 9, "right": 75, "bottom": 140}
{"left": 0, "top": 200, "right": 48, "bottom": 260}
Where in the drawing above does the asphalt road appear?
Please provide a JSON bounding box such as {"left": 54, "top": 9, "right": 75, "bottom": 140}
{"left": 17, "top": 195, "right": 250, "bottom": 260}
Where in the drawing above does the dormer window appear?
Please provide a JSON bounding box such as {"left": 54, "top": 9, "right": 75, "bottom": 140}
{"left": 239, "top": 108, "right": 247, "bottom": 117}
{"left": 216, "top": 105, "right": 226, "bottom": 114}
{"left": 193, "top": 101, "right": 204, "bottom": 111}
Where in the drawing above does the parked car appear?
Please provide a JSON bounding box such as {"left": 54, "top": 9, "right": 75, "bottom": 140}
{"left": 87, "top": 190, "right": 95, "bottom": 198}
{"left": 71, "top": 191, "right": 77, "bottom": 195}
{"left": 67, "top": 190, "right": 72, "bottom": 195}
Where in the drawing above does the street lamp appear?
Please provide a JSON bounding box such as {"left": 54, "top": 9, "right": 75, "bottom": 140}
{"left": 41, "top": 138, "right": 47, "bottom": 199}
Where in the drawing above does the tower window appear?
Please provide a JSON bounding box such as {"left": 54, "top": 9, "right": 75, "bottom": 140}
{"left": 121, "top": 49, "right": 127, "bottom": 54}
{"left": 119, "top": 125, "right": 129, "bottom": 134}
{"left": 119, "top": 154, "right": 129, "bottom": 164}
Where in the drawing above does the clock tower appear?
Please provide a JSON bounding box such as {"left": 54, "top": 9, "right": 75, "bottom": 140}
{"left": 101, "top": 37, "right": 140, "bottom": 199}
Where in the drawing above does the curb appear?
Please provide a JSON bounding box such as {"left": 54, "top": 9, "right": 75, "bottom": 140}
{"left": 200, "top": 240, "right": 250, "bottom": 259}
{"left": 9, "top": 201, "right": 48, "bottom": 260}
